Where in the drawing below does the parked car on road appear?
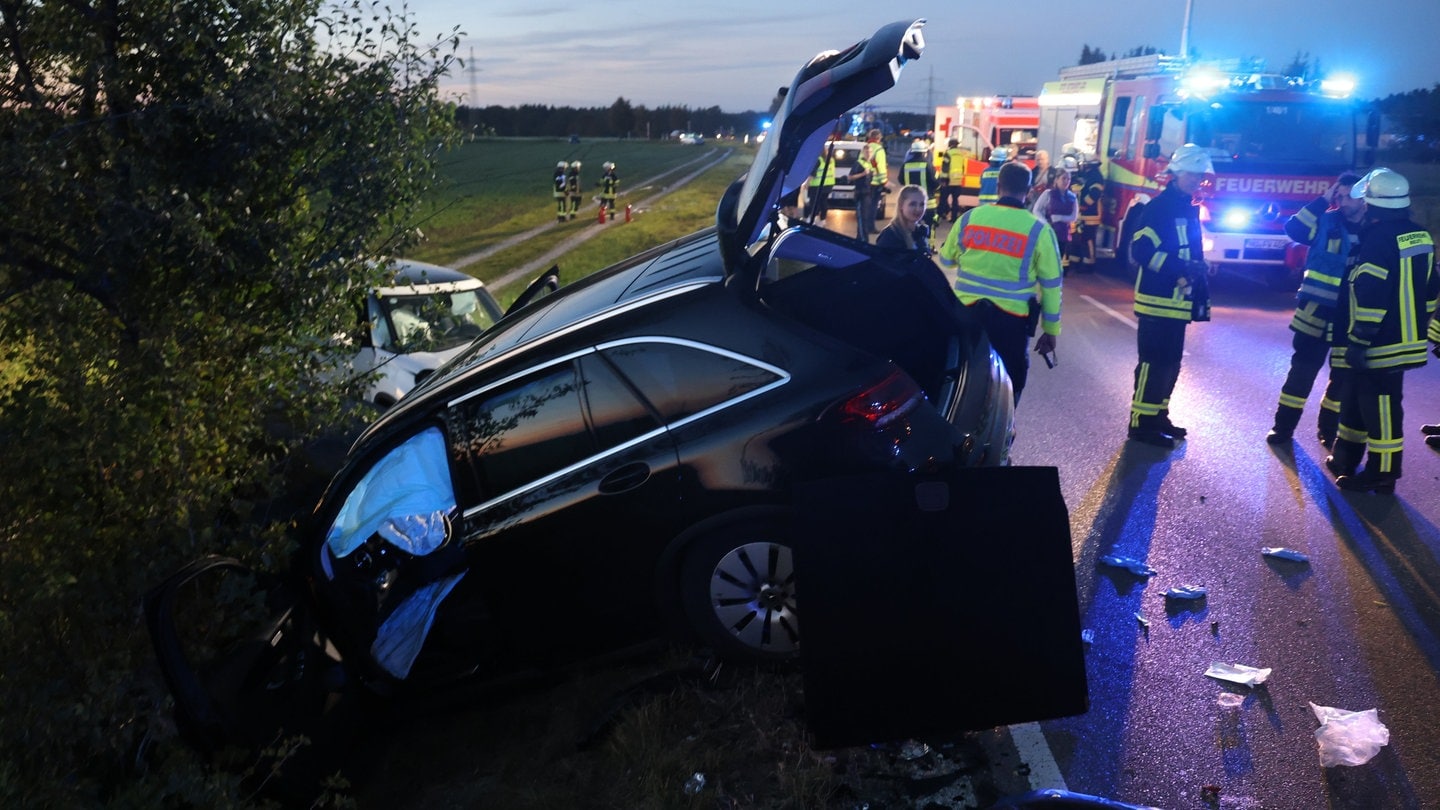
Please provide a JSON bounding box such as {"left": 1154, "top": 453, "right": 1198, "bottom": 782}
{"left": 820, "top": 138, "right": 889, "bottom": 219}
{"left": 147, "top": 18, "right": 1034, "bottom": 759}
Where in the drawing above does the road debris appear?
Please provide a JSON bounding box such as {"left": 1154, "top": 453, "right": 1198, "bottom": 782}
{"left": 1205, "top": 662, "right": 1272, "bottom": 686}
{"left": 1100, "top": 555, "right": 1157, "bottom": 577}
{"left": 1310, "top": 703, "right": 1390, "bottom": 767}
{"left": 1261, "top": 547, "right": 1311, "bottom": 563}
{"left": 1164, "top": 584, "right": 1208, "bottom": 601}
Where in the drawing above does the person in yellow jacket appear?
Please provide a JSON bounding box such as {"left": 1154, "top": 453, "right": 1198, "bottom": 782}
{"left": 852, "top": 128, "right": 887, "bottom": 242}
{"left": 937, "top": 161, "right": 1062, "bottom": 406}
{"left": 806, "top": 147, "right": 838, "bottom": 220}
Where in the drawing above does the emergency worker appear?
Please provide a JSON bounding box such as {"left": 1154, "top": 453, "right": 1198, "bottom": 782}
{"left": 936, "top": 138, "right": 958, "bottom": 222}
{"left": 977, "top": 147, "right": 1008, "bottom": 207}
{"left": 807, "top": 147, "right": 838, "bottom": 220}
{"left": 1126, "top": 144, "right": 1215, "bottom": 449}
{"left": 1073, "top": 156, "right": 1105, "bottom": 271}
{"left": 552, "top": 160, "right": 570, "bottom": 222}
{"left": 598, "top": 161, "right": 620, "bottom": 219}
{"left": 1265, "top": 172, "right": 1365, "bottom": 447}
{"left": 937, "top": 161, "right": 1062, "bottom": 406}
{"left": 565, "top": 161, "right": 582, "bottom": 220}
{"left": 852, "top": 129, "right": 887, "bottom": 243}
{"left": 900, "top": 146, "right": 939, "bottom": 229}
{"left": 1326, "top": 168, "right": 1438, "bottom": 493}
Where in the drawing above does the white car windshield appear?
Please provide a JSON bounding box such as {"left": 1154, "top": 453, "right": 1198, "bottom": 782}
{"left": 371, "top": 288, "right": 499, "bottom": 354}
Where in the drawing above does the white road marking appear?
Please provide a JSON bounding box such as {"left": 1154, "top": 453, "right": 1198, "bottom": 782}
{"left": 1082, "top": 294, "right": 1137, "bottom": 329}
{"left": 1009, "top": 721, "right": 1069, "bottom": 791}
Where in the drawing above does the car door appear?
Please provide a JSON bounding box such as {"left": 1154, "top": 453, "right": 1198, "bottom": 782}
{"left": 444, "top": 348, "right": 688, "bottom": 663}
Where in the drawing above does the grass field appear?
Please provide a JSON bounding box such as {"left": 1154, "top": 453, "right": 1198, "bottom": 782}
{"left": 404, "top": 138, "right": 750, "bottom": 300}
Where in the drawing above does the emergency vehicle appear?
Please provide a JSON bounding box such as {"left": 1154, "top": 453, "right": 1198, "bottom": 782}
{"left": 1036, "top": 54, "right": 1371, "bottom": 287}
{"left": 934, "top": 96, "right": 1040, "bottom": 209}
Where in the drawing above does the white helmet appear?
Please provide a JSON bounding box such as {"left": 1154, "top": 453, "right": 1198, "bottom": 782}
{"left": 602, "top": 161, "right": 615, "bottom": 171}
{"left": 990, "top": 147, "right": 1010, "bottom": 163}
{"left": 557, "top": 161, "right": 568, "bottom": 169}
{"left": 1060, "top": 155, "right": 1080, "bottom": 172}
{"left": 1166, "top": 144, "right": 1214, "bottom": 176}
{"left": 1350, "top": 168, "right": 1410, "bottom": 208}
{"left": 570, "top": 161, "right": 581, "bottom": 169}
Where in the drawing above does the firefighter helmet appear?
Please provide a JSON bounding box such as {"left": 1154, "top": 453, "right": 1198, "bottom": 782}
{"left": 1350, "top": 168, "right": 1410, "bottom": 208}
{"left": 557, "top": 161, "right": 568, "bottom": 169}
{"left": 989, "top": 147, "right": 1010, "bottom": 163}
{"left": 603, "top": 161, "right": 615, "bottom": 171}
{"left": 1166, "top": 144, "right": 1214, "bottom": 176}
{"left": 569, "top": 161, "right": 581, "bottom": 169}
{"left": 1060, "top": 154, "right": 1080, "bottom": 172}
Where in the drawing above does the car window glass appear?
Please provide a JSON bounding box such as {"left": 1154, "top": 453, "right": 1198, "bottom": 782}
{"left": 577, "top": 353, "right": 662, "bottom": 448}
{"left": 600, "top": 340, "right": 783, "bottom": 423}
{"left": 449, "top": 363, "right": 592, "bottom": 497}
{"left": 368, "top": 297, "right": 392, "bottom": 350}
{"left": 325, "top": 426, "right": 457, "bottom": 558}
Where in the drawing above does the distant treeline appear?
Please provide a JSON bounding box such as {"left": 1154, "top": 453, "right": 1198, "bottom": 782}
{"left": 455, "top": 97, "right": 933, "bottom": 141}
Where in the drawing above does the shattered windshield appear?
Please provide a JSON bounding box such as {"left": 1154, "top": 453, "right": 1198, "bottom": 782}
{"left": 372, "top": 288, "right": 499, "bottom": 354}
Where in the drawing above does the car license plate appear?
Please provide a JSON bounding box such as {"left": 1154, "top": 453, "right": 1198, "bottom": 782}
{"left": 831, "top": 190, "right": 852, "bottom": 200}
{"left": 1244, "top": 238, "right": 1288, "bottom": 251}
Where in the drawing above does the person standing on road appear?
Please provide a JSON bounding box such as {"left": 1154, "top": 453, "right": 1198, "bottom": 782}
{"left": 1072, "top": 155, "right": 1105, "bottom": 272}
{"left": 900, "top": 145, "right": 939, "bottom": 231}
{"left": 565, "top": 161, "right": 582, "bottom": 220}
{"left": 852, "top": 128, "right": 887, "bottom": 243}
{"left": 1126, "top": 144, "right": 1215, "bottom": 449}
{"left": 936, "top": 138, "right": 959, "bottom": 223}
{"left": 876, "top": 184, "right": 932, "bottom": 256}
{"left": 1030, "top": 167, "right": 1077, "bottom": 274}
{"left": 1326, "top": 168, "right": 1438, "bottom": 493}
{"left": 806, "top": 146, "right": 837, "bottom": 221}
{"left": 552, "top": 160, "right": 570, "bottom": 223}
{"left": 977, "top": 147, "right": 1008, "bottom": 207}
{"left": 598, "top": 161, "right": 620, "bottom": 220}
{"left": 1265, "top": 171, "right": 1365, "bottom": 447}
{"left": 937, "top": 161, "right": 1062, "bottom": 406}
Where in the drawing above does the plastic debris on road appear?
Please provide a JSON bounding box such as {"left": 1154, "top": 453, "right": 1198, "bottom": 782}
{"left": 1081, "top": 629, "right": 1095, "bottom": 645}
{"left": 1205, "top": 662, "right": 1272, "bottom": 686}
{"left": 1099, "top": 555, "right": 1157, "bottom": 577}
{"left": 1134, "top": 613, "right": 1150, "bottom": 628}
{"left": 1216, "top": 692, "right": 1244, "bottom": 708}
{"left": 683, "top": 772, "right": 706, "bottom": 796}
{"left": 1310, "top": 703, "right": 1390, "bottom": 767}
{"left": 1262, "top": 547, "right": 1311, "bottom": 563}
{"left": 1164, "top": 584, "right": 1208, "bottom": 601}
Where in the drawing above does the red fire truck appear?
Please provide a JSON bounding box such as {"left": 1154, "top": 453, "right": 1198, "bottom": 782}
{"left": 1036, "top": 54, "right": 1371, "bottom": 287}
{"left": 935, "top": 96, "right": 1040, "bottom": 210}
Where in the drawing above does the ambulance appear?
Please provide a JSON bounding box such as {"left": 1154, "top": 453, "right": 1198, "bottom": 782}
{"left": 934, "top": 96, "right": 1040, "bottom": 210}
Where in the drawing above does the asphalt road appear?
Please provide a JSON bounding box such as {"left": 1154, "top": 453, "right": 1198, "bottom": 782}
{"left": 962, "top": 256, "right": 1440, "bottom": 809}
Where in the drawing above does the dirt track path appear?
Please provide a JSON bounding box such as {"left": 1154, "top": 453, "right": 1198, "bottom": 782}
{"left": 452, "top": 147, "right": 736, "bottom": 290}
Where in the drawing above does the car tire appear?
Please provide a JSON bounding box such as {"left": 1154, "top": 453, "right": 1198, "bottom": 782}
{"left": 679, "top": 518, "right": 800, "bottom": 663}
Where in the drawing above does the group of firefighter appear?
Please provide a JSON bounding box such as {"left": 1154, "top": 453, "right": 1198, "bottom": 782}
{"left": 809, "top": 133, "right": 1439, "bottom": 496}
{"left": 551, "top": 159, "right": 621, "bottom": 222}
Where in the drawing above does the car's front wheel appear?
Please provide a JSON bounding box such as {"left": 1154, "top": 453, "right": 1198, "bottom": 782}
{"left": 679, "top": 520, "right": 800, "bottom": 663}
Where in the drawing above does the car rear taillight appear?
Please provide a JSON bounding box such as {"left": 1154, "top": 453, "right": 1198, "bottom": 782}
{"left": 838, "top": 369, "right": 924, "bottom": 429}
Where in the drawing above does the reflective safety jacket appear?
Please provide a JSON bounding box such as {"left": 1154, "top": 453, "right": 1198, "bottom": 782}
{"left": 937, "top": 197, "right": 1062, "bottom": 336}
{"left": 978, "top": 164, "right": 1001, "bottom": 205}
{"left": 1337, "top": 211, "right": 1437, "bottom": 371}
{"left": 809, "top": 153, "right": 837, "bottom": 188}
{"left": 937, "top": 148, "right": 952, "bottom": 183}
{"left": 1077, "top": 166, "right": 1104, "bottom": 226}
{"left": 901, "top": 156, "right": 938, "bottom": 212}
{"left": 1131, "top": 183, "right": 1204, "bottom": 322}
{"left": 859, "top": 141, "right": 887, "bottom": 187}
{"left": 553, "top": 169, "right": 568, "bottom": 198}
{"left": 565, "top": 167, "right": 580, "bottom": 194}
{"left": 1283, "top": 194, "right": 1360, "bottom": 339}
{"left": 600, "top": 170, "right": 620, "bottom": 199}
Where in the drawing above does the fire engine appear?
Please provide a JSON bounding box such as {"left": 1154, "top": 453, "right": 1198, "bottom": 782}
{"left": 1036, "top": 54, "right": 1372, "bottom": 287}
{"left": 934, "top": 96, "right": 1040, "bottom": 209}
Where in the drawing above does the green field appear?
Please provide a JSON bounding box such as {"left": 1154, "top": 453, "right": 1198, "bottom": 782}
{"left": 404, "top": 137, "right": 753, "bottom": 301}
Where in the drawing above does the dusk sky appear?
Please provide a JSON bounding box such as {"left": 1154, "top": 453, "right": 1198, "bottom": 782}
{"left": 403, "top": 1, "right": 1437, "bottom": 113}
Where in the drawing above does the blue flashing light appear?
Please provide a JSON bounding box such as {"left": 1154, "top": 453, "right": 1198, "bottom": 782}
{"left": 1320, "top": 75, "right": 1356, "bottom": 98}
{"left": 1220, "top": 208, "right": 1252, "bottom": 230}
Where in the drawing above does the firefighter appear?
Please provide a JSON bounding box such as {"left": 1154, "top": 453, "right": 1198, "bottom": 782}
{"left": 1326, "top": 168, "right": 1438, "bottom": 493}
{"left": 1126, "top": 144, "right": 1215, "bottom": 449}
{"left": 1072, "top": 154, "right": 1105, "bottom": 272}
{"left": 900, "top": 144, "right": 938, "bottom": 232}
{"left": 936, "top": 138, "right": 958, "bottom": 222}
{"left": 977, "top": 147, "right": 1008, "bottom": 207}
{"left": 937, "top": 161, "right": 1062, "bottom": 406}
{"left": 565, "top": 161, "right": 582, "bottom": 220}
{"left": 597, "top": 161, "right": 620, "bottom": 220}
{"left": 851, "top": 128, "right": 887, "bottom": 243}
{"left": 1265, "top": 172, "right": 1365, "bottom": 447}
{"left": 552, "top": 160, "right": 570, "bottom": 222}
{"left": 806, "top": 146, "right": 837, "bottom": 220}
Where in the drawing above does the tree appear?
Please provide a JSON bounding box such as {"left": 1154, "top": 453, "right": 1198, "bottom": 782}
{"left": 608, "top": 96, "right": 636, "bottom": 138}
{"left": 1078, "top": 44, "right": 1108, "bottom": 65}
{"left": 0, "top": 0, "right": 459, "bottom": 802}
